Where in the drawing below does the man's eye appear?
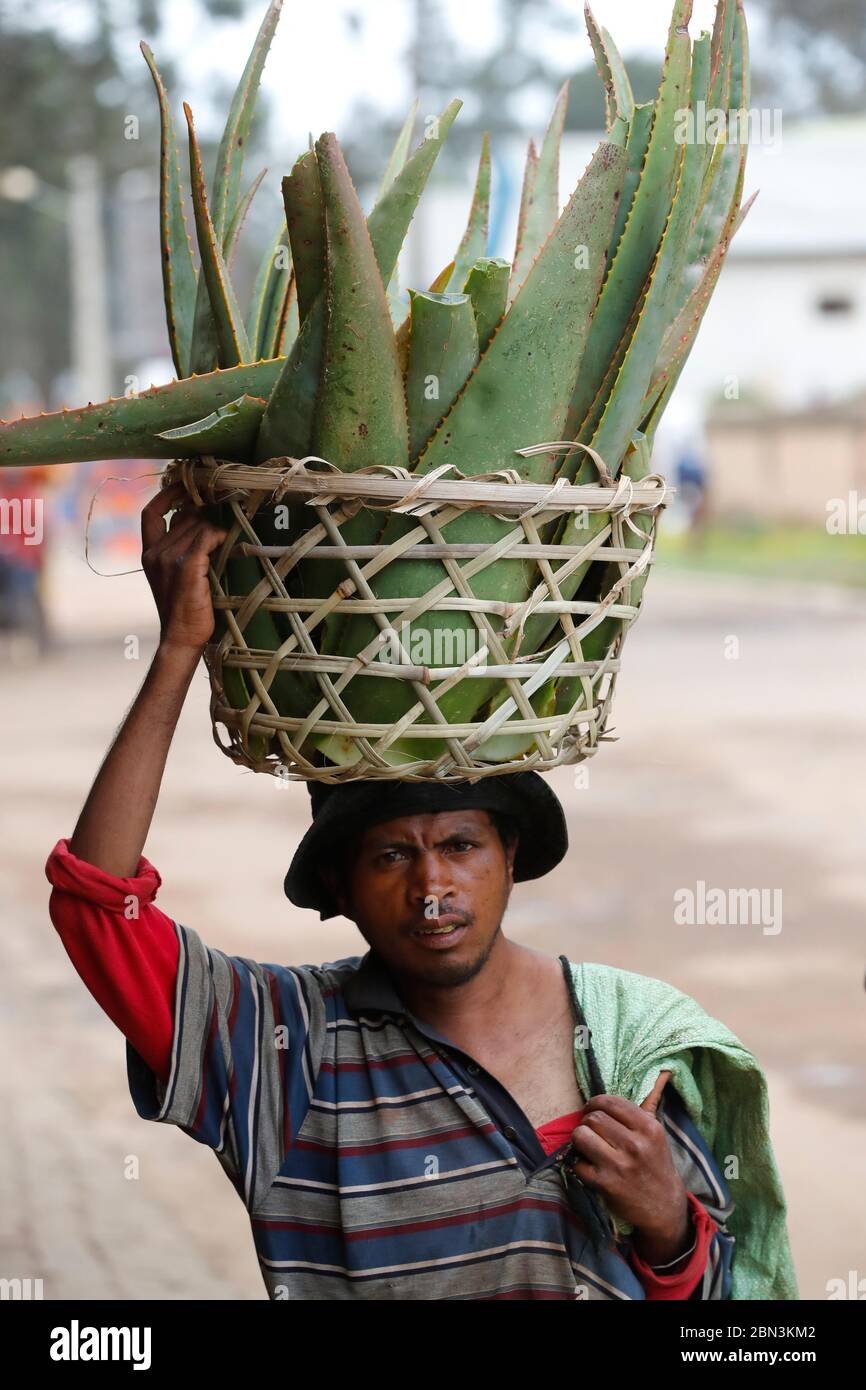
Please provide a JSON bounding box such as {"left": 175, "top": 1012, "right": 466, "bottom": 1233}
{"left": 448, "top": 839, "right": 477, "bottom": 852}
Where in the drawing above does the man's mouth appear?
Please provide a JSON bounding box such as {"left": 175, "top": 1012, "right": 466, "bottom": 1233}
{"left": 409, "top": 914, "right": 469, "bottom": 947}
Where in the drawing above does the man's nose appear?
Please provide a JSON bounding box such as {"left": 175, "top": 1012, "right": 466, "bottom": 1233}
{"left": 408, "top": 850, "right": 455, "bottom": 903}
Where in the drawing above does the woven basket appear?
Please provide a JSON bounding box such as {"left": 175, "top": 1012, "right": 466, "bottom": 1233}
{"left": 166, "top": 450, "right": 668, "bottom": 784}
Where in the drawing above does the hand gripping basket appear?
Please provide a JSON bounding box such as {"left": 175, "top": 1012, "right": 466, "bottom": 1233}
{"left": 166, "top": 446, "right": 668, "bottom": 784}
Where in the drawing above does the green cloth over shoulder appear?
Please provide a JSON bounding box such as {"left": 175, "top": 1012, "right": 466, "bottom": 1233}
{"left": 567, "top": 961, "right": 799, "bottom": 1301}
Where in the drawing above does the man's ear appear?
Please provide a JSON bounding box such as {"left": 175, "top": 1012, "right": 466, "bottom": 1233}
{"left": 319, "top": 862, "right": 352, "bottom": 921}
{"left": 504, "top": 829, "right": 518, "bottom": 884}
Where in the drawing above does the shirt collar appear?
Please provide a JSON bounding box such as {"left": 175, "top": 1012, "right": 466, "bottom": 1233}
{"left": 342, "top": 949, "right": 408, "bottom": 1016}
{"left": 342, "top": 950, "right": 458, "bottom": 1050}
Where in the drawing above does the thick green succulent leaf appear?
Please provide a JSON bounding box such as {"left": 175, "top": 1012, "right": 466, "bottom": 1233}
{"left": 585, "top": 4, "right": 635, "bottom": 127}
{"left": 210, "top": 0, "right": 283, "bottom": 245}
{"left": 688, "top": 2, "right": 749, "bottom": 271}
{"left": 607, "top": 102, "right": 654, "bottom": 270}
{"left": 463, "top": 257, "right": 511, "bottom": 353}
{"left": 246, "top": 222, "right": 290, "bottom": 357}
{"left": 509, "top": 82, "right": 569, "bottom": 303}
{"left": 708, "top": 0, "right": 737, "bottom": 114}
{"left": 140, "top": 42, "right": 197, "bottom": 380}
{"left": 156, "top": 393, "right": 267, "bottom": 449}
{"left": 643, "top": 178, "right": 753, "bottom": 441}
{"left": 549, "top": 435, "right": 654, "bottom": 729}
{"left": 326, "top": 135, "right": 629, "bottom": 759}
{"left": 512, "top": 139, "right": 538, "bottom": 285}
{"left": 365, "top": 99, "right": 463, "bottom": 282}
{"left": 283, "top": 151, "right": 326, "bottom": 327}
{"left": 589, "top": 30, "right": 710, "bottom": 471}
{"left": 262, "top": 270, "right": 299, "bottom": 361}
{"left": 298, "top": 131, "right": 409, "bottom": 670}
{"left": 379, "top": 100, "right": 420, "bottom": 325}
{"left": 184, "top": 103, "right": 251, "bottom": 368}
{"left": 567, "top": 0, "right": 694, "bottom": 438}
{"left": 0, "top": 359, "right": 284, "bottom": 466}
{"left": 447, "top": 134, "right": 491, "bottom": 292}
{"left": 514, "top": 27, "right": 712, "bottom": 664}
{"left": 406, "top": 291, "right": 480, "bottom": 460}
{"left": 378, "top": 99, "right": 420, "bottom": 199}
{"left": 396, "top": 260, "right": 456, "bottom": 372}
{"left": 225, "top": 166, "right": 267, "bottom": 270}
{"left": 256, "top": 99, "right": 462, "bottom": 462}
{"left": 313, "top": 132, "right": 408, "bottom": 472}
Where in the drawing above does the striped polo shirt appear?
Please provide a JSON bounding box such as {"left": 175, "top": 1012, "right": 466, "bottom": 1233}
{"left": 127, "top": 922, "right": 735, "bottom": 1300}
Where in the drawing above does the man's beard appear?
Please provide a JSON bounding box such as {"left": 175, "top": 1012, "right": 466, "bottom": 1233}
{"left": 385, "top": 921, "right": 502, "bottom": 991}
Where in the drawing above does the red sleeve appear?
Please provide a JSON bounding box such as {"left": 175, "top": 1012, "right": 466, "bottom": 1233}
{"left": 45, "top": 839, "right": 178, "bottom": 1084}
{"left": 628, "top": 1191, "right": 718, "bottom": 1300}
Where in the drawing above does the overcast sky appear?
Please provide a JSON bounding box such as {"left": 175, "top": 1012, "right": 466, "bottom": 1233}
{"left": 155, "top": 0, "right": 761, "bottom": 147}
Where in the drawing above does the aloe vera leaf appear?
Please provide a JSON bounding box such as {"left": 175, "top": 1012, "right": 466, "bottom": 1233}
{"left": 406, "top": 292, "right": 480, "bottom": 460}
{"left": 246, "top": 223, "right": 290, "bottom": 356}
{"left": 512, "top": 140, "right": 538, "bottom": 282}
{"left": 295, "top": 131, "right": 409, "bottom": 672}
{"left": 688, "top": 3, "right": 749, "bottom": 271}
{"left": 365, "top": 98, "right": 462, "bottom": 282}
{"left": 283, "top": 152, "right": 326, "bottom": 327}
{"left": 225, "top": 166, "right": 267, "bottom": 270}
{"left": 607, "top": 103, "right": 654, "bottom": 270}
{"left": 708, "top": 0, "right": 737, "bottom": 114}
{"left": 470, "top": 677, "right": 559, "bottom": 764}
{"left": 566, "top": 0, "right": 694, "bottom": 436}
{"left": 156, "top": 392, "right": 267, "bottom": 449}
{"left": 256, "top": 99, "right": 462, "bottom": 462}
{"left": 266, "top": 272, "right": 299, "bottom": 359}
{"left": 509, "top": 83, "right": 569, "bottom": 303}
{"left": 463, "top": 257, "right": 511, "bottom": 353}
{"left": 210, "top": 0, "right": 283, "bottom": 245}
{"left": 447, "top": 134, "right": 492, "bottom": 292}
{"left": 313, "top": 132, "right": 408, "bottom": 471}
{"left": 589, "top": 31, "right": 709, "bottom": 470}
{"left": 643, "top": 178, "right": 753, "bottom": 441}
{"left": 379, "top": 99, "right": 420, "bottom": 325}
{"left": 585, "top": 5, "right": 635, "bottom": 127}
{"left": 327, "top": 136, "right": 628, "bottom": 759}
{"left": 552, "top": 436, "right": 655, "bottom": 722}
{"left": 140, "top": 42, "right": 198, "bottom": 379}
{"left": 378, "top": 99, "right": 420, "bottom": 199}
{"left": 514, "top": 31, "right": 712, "bottom": 665}
{"left": 185, "top": 2, "right": 282, "bottom": 378}
{"left": 396, "top": 260, "right": 455, "bottom": 372}
{"left": 184, "top": 103, "right": 252, "bottom": 367}
{"left": 0, "top": 359, "right": 285, "bottom": 466}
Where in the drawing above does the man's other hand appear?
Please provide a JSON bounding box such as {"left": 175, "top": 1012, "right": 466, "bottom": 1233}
{"left": 570, "top": 1071, "right": 692, "bottom": 1266}
{"left": 142, "top": 483, "right": 227, "bottom": 652}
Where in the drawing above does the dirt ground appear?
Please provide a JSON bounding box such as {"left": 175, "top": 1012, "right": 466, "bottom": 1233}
{"left": 1, "top": 557, "right": 864, "bottom": 1300}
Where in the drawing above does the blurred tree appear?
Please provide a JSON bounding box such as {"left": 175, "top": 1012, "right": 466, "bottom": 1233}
{"left": 749, "top": 0, "right": 866, "bottom": 116}
{"left": 0, "top": 0, "right": 262, "bottom": 401}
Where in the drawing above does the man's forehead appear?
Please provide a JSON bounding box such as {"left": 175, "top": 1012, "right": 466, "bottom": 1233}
{"left": 358, "top": 807, "right": 494, "bottom": 846}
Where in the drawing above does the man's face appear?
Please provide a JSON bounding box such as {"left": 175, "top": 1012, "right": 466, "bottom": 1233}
{"left": 326, "top": 809, "right": 517, "bottom": 988}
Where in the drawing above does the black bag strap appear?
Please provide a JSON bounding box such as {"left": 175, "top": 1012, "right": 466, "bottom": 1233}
{"left": 558, "top": 954, "right": 607, "bottom": 1099}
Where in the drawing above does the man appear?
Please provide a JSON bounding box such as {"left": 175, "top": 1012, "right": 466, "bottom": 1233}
{"left": 46, "top": 485, "right": 797, "bottom": 1300}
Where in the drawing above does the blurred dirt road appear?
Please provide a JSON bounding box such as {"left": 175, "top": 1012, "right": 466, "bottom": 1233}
{"left": 1, "top": 560, "right": 864, "bottom": 1299}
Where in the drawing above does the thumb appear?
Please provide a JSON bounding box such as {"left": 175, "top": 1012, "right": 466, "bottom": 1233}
{"left": 639, "top": 1070, "right": 672, "bottom": 1116}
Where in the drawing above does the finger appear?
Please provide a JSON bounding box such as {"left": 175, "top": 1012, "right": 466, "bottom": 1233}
{"left": 146, "top": 513, "right": 201, "bottom": 560}
{"left": 141, "top": 482, "right": 187, "bottom": 550}
{"left": 576, "top": 1110, "right": 635, "bottom": 1154}
{"left": 159, "top": 522, "right": 227, "bottom": 568}
{"left": 571, "top": 1120, "right": 618, "bottom": 1165}
{"left": 639, "top": 1071, "right": 672, "bottom": 1116}
{"left": 583, "top": 1094, "right": 653, "bottom": 1131}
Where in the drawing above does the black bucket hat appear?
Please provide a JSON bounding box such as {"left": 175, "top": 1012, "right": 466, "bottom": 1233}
{"left": 284, "top": 771, "right": 569, "bottom": 920}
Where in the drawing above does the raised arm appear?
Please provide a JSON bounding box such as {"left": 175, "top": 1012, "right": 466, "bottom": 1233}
{"left": 69, "top": 482, "right": 226, "bottom": 876}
